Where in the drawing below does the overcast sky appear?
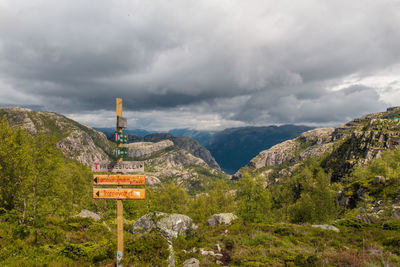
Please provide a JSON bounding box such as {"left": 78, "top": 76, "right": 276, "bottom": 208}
{"left": 0, "top": 0, "right": 399, "bottom": 130}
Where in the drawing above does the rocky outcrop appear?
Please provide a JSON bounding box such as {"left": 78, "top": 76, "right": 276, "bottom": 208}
{"left": 57, "top": 129, "right": 110, "bottom": 165}
{"left": 311, "top": 224, "right": 340, "bottom": 233}
{"left": 141, "top": 147, "right": 226, "bottom": 191}
{"left": 111, "top": 132, "right": 221, "bottom": 171}
{"left": 248, "top": 139, "right": 300, "bottom": 169}
{"left": 299, "top": 128, "right": 334, "bottom": 144}
{"left": 246, "top": 128, "right": 335, "bottom": 171}
{"left": 207, "top": 213, "right": 238, "bottom": 226}
{"left": 124, "top": 140, "right": 174, "bottom": 159}
{"left": 74, "top": 210, "right": 101, "bottom": 221}
{"left": 173, "top": 136, "right": 220, "bottom": 171}
{"left": 0, "top": 107, "right": 112, "bottom": 165}
{"left": 237, "top": 108, "right": 400, "bottom": 183}
{"left": 129, "top": 212, "right": 198, "bottom": 239}
{"left": 183, "top": 258, "right": 200, "bottom": 267}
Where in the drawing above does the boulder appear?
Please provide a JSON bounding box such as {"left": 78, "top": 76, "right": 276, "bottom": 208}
{"left": 183, "top": 258, "right": 200, "bottom": 267}
{"left": 74, "top": 209, "right": 101, "bottom": 221}
{"left": 208, "top": 213, "right": 238, "bottom": 226}
{"left": 311, "top": 224, "right": 340, "bottom": 233}
{"left": 392, "top": 205, "right": 400, "bottom": 219}
{"left": 129, "top": 212, "right": 197, "bottom": 238}
{"left": 373, "top": 176, "right": 386, "bottom": 184}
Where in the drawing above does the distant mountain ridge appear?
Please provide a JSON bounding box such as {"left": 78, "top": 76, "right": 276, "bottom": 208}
{"left": 207, "top": 125, "right": 314, "bottom": 174}
{"left": 97, "top": 125, "right": 315, "bottom": 174}
{"left": 237, "top": 107, "right": 400, "bottom": 183}
{"left": 101, "top": 131, "right": 221, "bottom": 171}
{"left": 0, "top": 106, "right": 228, "bottom": 193}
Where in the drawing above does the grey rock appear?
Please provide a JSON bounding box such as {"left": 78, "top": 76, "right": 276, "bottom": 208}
{"left": 173, "top": 136, "right": 221, "bottom": 171}
{"left": 0, "top": 107, "right": 112, "bottom": 166}
{"left": 392, "top": 206, "right": 400, "bottom": 219}
{"left": 124, "top": 140, "right": 174, "bottom": 159}
{"left": 75, "top": 210, "right": 101, "bottom": 221}
{"left": 373, "top": 176, "right": 386, "bottom": 184}
{"left": 129, "top": 212, "right": 197, "bottom": 239}
{"left": 337, "top": 190, "right": 350, "bottom": 207}
{"left": 183, "top": 258, "right": 200, "bottom": 267}
{"left": 299, "top": 128, "right": 334, "bottom": 145}
{"left": 311, "top": 224, "right": 340, "bottom": 233}
{"left": 208, "top": 213, "right": 238, "bottom": 226}
{"left": 167, "top": 239, "right": 175, "bottom": 267}
{"left": 142, "top": 133, "right": 221, "bottom": 171}
{"left": 247, "top": 128, "right": 335, "bottom": 171}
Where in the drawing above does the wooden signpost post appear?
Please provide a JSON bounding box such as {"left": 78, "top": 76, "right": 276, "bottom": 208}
{"left": 92, "top": 98, "right": 145, "bottom": 267}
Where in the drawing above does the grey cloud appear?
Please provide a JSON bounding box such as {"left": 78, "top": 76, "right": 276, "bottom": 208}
{"left": 0, "top": 0, "right": 399, "bottom": 129}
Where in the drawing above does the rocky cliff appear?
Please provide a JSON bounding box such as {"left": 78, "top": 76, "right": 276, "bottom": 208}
{"left": 236, "top": 107, "right": 400, "bottom": 183}
{"left": 105, "top": 132, "right": 221, "bottom": 171}
{"left": 207, "top": 125, "right": 314, "bottom": 174}
{"left": 124, "top": 140, "right": 227, "bottom": 192}
{"left": 0, "top": 107, "right": 229, "bottom": 192}
{"left": 0, "top": 107, "right": 112, "bottom": 165}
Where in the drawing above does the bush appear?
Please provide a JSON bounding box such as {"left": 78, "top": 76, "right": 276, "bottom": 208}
{"left": 235, "top": 173, "right": 272, "bottom": 223}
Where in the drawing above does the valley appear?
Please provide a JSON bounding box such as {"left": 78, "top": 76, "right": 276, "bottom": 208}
{"left": 0, "top": 106, "right": 400, "bottom": 266}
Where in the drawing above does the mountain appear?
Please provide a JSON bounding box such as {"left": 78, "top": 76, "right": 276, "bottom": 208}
{"left": 0, "top": 106, "right": 226, "bottom": 192}
{"left": 100, "top": 131, "right": 221, "bottom": 171}
{"left": 168, "top": 128, "right": 215, "bottom": 147}
{"left": 123, "top": 140, "right": 227, "bottom": 192}
{"left": 0, "top": 107, "right": 112, "bottom": 165}
{"left": 207, "top": 125, "right": 314, "bottom": 174}
{"left": 237, "top": 107, "right": 400, "bottom": 182}
{"left": 141, "top": 133, "right": 221, "bottom": 171}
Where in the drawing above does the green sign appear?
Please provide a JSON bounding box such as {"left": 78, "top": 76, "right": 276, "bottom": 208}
{"left": 114, "top": 147, "right": 128, "bottom": 158}
{"left": 115, "top": 132, "right": 129, "bottom": 143}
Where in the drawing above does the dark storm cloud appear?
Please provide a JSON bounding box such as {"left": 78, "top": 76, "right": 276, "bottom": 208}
{"left": 0, "top": 0, "right": 399, "bottom": 128}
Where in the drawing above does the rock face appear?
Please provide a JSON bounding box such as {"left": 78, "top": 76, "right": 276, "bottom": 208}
{"left": 246, "top": 128, "right": 335, "bottom": 171}
{"left": 107, "top": 132, "right": 221, "bottom": 171}
{"left": 392, "top": 205, "right": 400, "bottom": 219}
{"left": 129, "top": 212, "right": 197, "bottom": 239}
{"left": 124, "top": 140, "right": 174, "bottom": 159}
{"left": 74, "top": 210, "right": 101, "bottom": 221}
{"left": 207, "top": 125, "right": 314, "bottom": 174}
{"left": 207, "top": 213, "right": 238, "bottom": 226}
{"left": 182, "top": 258, "right": 200, "bottom": 267}
{"left": 133, "top": 143, "right": 228, "bottom": 192}
{"left": 0, "top": 107, "right": 112, "bottom": 165}
{"left": 312, "top": 224, "right": 340, "bottom": 233}
{"left": 173, "top": 136, "right": 220, "bottom": 171}
{"left": 237, "top": 109, "right": 400, "bottom": 183}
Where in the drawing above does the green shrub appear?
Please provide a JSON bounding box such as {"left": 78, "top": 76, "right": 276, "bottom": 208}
{"left": 124, "top": 232, "right": 169, "bottom": 266}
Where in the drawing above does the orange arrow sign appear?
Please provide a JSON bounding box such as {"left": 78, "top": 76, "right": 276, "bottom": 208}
{"left": 93, "top": 188, "right": 145, "bottom": 199}
{"left": 93, "top": 175, "right": 145, "bottom": 185}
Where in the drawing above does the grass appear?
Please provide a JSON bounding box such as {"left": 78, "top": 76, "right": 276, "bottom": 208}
{"left": 1, "top": 208, "right": 400, "bottom": 266}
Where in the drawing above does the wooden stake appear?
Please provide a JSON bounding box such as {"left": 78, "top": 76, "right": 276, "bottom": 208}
{"left": 116, "top": 97, "right": 123, "bottom": 266}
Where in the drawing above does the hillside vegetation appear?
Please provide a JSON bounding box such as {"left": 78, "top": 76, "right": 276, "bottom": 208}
{"left": 1, "top": 108, "right": 400, "bottom": 266}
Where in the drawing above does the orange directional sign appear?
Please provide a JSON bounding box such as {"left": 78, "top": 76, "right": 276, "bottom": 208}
{"left": 93, "top": 175, "right": 145, "bottom": 185}
{"left": 93, "top": 188, "right": 145, "bottom": 199}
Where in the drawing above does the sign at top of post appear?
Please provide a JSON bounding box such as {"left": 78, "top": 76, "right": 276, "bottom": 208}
{"left": 92, "top": 161, "right": 144, "bottom": 173}
{"left": 117, "top": 116, "right": 127, "bottom": 129}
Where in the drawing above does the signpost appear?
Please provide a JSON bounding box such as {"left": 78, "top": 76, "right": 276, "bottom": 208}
{"left": 92, "top": 161, "right": 144, "bottom": 173}
{"left": 93, "top": 175, "right": 145, "bottom": 185}
{"left": 92, "top": 98, "right": 145, "bottom": 267}
{"left": 93, "top": 188, "right": 145, "bottom": 199}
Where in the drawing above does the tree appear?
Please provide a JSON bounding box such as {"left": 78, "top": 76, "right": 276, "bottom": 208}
{"left": 235, "top": 173, "right": 272, "bottom": 223}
